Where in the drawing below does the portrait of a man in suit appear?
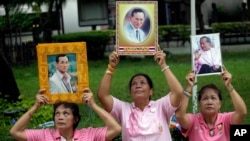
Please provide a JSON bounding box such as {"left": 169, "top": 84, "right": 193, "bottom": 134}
{"left": 124, "top": 8, "right": 149, "bottom": 43}
{"left": 49, "top": 54, "right": 75, "bottom": 94}
{"left": 37, "top": 42, "right": 88, "bottom": 103}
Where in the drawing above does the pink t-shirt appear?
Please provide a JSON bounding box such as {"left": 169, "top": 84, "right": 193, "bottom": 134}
{"left": 182, "top": 112, "right": 233, "bottom": 141}
{"left": 111, "top": 94, "right": 177, "bottom": 141}
{"left": 25, "top": 127, "right": 107, "bottom": 141}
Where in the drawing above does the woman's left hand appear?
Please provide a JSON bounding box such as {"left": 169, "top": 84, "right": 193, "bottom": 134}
{"left": 82, "top": 88, "right": 95, "bottom": 106}
{"left": 221, "top": 66, "right": 232, "bottom": 87}
{"left": 154, "top": 45, "right": 167, "bottom": 68}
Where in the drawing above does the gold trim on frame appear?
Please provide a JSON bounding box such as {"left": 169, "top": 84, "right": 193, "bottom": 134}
{"left": 36, "top": 42, "right": 89, "bottom": 104}
{"left": 116, "top": 1, "right": 158, "bottom": 55}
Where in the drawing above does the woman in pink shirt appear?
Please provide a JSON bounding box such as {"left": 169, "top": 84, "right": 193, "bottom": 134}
{"left": 175, "top": 67, "right": 247, "bottom": 141}
{"left": 10, "top": 88, "right": 121, "bottom": 141}
{"left": 97, "top": 47, "right": 184, "bottom": 141}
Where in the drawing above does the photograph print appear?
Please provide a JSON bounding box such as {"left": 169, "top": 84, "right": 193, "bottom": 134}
{"left": 116, "top": 1, "right": 158, "bottom": 55}
{"left": 191, "top": 33, "right": 223, "bottom": 76}
{"left": 48, "top": 53, "right": 77, "bottom": 94}
{"left": 37, "top": 42, "right": 89, "bottom": 104}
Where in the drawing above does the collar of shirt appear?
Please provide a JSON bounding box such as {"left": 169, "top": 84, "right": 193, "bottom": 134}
{"left": 129, "top": 22, "right": 139, "bottom": 32}
{"left": 131, "top": 101, "right": 153, "bottom": 109}
{"left": 54, "top": 129, "right": 80, "bottom": 141}
{"left": 197, "top": 113, "right": 223, "bottom": 130}
{"left": 56, "top": 70, "right": 71, "bottom": 80}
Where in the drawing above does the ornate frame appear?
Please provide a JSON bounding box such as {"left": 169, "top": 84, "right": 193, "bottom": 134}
{"left": 36, "top": 42, "right": 89, "bottom": 104}
{"left": 116, "top": 1, "right": 158, "bottom": 55}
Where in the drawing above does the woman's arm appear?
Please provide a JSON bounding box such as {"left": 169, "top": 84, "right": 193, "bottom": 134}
{"left": 154, "top": 47, "right": 184, "bottom": 107}
{"left": 221, "top": 66, "right": 247, "bottom": 124}
{"left": 83, "top": 88, "right": 121, "bottom": 141}
{"left": 9, "top": 89, "right": 48, "bottom": 141}
{"left": 97, "top": 51, "right": 119, "bottom": 112}
{"left": 175, "top": 71, "right": 195, "bottom": 130}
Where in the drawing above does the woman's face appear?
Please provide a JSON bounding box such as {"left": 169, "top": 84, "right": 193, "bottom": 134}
{"left": 54, "top": 105, "right": 75, "bottom": 130}
{"left": 199, "top": 88, "right": 221, "bottom": 116}
{"left": 130, "top": 75, "right": 152, "bottom": 101}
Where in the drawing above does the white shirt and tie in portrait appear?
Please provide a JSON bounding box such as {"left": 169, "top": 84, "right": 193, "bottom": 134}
{"left": 50, "top": 70, "right": 73, "bottom": 94}
{"left": 124, "top": 22, "right": 146, "bottom": 43}
{"left": 123, "top": 8, "right": 149, "bottom": 43}
{"left": 49, "top": 54, "right": 76, "bottom": 94}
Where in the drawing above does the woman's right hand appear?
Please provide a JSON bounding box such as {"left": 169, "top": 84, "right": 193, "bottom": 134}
{"left": 154, "top": 45, "right": 167, "bottom": 68}
{"left": 109, "top": 51, "right": 119, "bottom": 68}
{"left": 34, "top": 89, "right": 49, "bottom": 108}
{"left": 185, "top": 70, "right": 195, "bottom": 92}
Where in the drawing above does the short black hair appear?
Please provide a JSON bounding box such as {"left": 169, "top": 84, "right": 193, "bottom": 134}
{"left": 129, "top": 73, "right": 153, "bottom": 100}
{"left": 56, "top": 54, "right": 69, "bottom": 63}
{"left": 53, "top": 101, "right": 81, "bottom": 130}
{"left": 131, "top": 8, "right": 145, "bottom": 17}
{"left": 198, "top": 84, "right": 222, "bottom": 101}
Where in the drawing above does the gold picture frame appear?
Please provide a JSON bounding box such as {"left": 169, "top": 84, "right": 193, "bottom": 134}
{"left": 37, "top": 42, "right": 89, "bottom": 104}
{"left": 116, "top": 1, "right": 158, "bottom": 55}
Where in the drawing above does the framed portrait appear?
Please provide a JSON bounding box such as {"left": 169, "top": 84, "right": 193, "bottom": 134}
{"left": 116, "top": 1, "right": 158, "bottom": 55}
{"left": 36, "top": 42, "right": 89, "bottom": 104}
{"left": 191, "top": 33, "right": 223, "bottom": 76}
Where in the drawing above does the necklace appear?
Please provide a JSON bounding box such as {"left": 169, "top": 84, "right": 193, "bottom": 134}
{"left": 209, "top": 128, "right": 215, "bottom": 137}
{"left": 206, "top": 121, "right": 216, "bottom": 137}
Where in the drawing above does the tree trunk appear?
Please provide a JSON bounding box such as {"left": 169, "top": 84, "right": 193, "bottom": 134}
{"left": 0, "top": 13, "right": 20, "bottom": 102}
{"left": 0, "top": 34, "right": 20, "bottom": 102}
{"left": 42, "top": 0, "right": 55, "bottom": 43}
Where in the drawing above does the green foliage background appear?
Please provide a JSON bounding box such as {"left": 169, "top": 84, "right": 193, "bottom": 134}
{"left": 1, "top": 51, "right": 250, "bottom": 140}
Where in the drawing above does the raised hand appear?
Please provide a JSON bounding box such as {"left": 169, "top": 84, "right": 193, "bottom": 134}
{"left": 109, "top": 50, "right": 119, "bottom": 68}
{"left": 186, "top": 70, "right": 195, "bottom": 88}
{"left": 221, "top": 66, "right": 232, "bottom": 87}
{"left": 154, "top": 45, "right": 167, "bottom": 68}
{"left": 34, "top": 89, "right": 49, "bottom": 107}
{"left": 83, "top": 88, "right": 95, "bottom": 106}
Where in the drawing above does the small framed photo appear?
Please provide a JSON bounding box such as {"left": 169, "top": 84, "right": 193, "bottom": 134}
{"left": 191, "top": 33, "right": 223, "bottom": 76}
{"left": 36, "top": 42, "right": 89, "bottom": 104}
{"left": 116, "top": 1, "right": 158, "bottom": 55}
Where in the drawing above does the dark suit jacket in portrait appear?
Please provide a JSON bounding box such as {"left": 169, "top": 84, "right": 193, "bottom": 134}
{"left": 49, "top": 70, "right": 73, "bottom": 94}
{"left": 124, "top": 22, "right": 146, "bottom": 43}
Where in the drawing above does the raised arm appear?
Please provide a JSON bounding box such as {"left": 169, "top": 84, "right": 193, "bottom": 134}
{"left": 83, "top": 88, "right": 121, "bottom": 141}
{"left": 154, "top": 47, "right": 184, "bottom": 107}
{"left": 10, "top": 89, "right": 48, "bottom": 141}
{"left": 221, "top": 66, "right": 247, "bottom": 124}
{"left": 175, "top": 71, "right": 195, "bottom": 130}
{"left": 97, "top": 51, "right": 119, "bottom": 112}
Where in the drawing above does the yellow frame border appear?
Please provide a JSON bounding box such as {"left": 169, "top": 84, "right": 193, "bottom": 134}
{"left": 36, "top": 42, "right": 89, "bottom": 104}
